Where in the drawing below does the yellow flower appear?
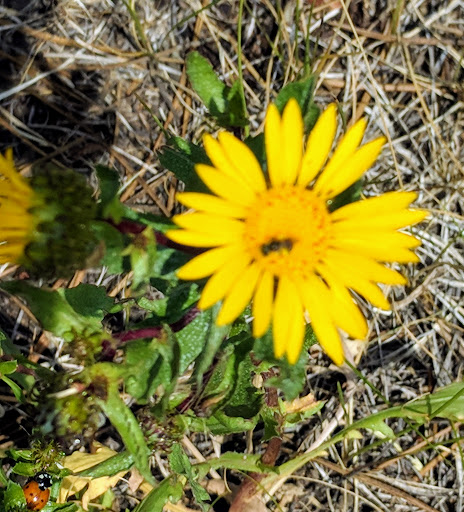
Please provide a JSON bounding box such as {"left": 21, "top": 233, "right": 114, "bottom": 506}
{"left": 0, "top": 149, "right": 41, "bottom": 266}
{"left": 167, "top": 100, "right": 427, "bottom": 365}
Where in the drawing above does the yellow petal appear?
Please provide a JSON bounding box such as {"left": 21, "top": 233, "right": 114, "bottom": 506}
{"left": 298, "top": 103, "right": 337, "bottom": 186}
{"left": 172, "top": 213, "right": 244, "bottom": 236}
{"left": 176, "top": 192, "right": 248, "bottom": 218}
{"left": 273, "top": 276, "right": 305, "bottom": 362}
{"left": 333, "top": 232, "right": 420, "bottom": 263}
{"left": 281, "top": 99, "right": 303, "bottom": 185}
{"left": 0, "top": 149, "right": 32, "bottom": 195}
{"left": 198, "top": 251, "right": 252, "bottom": 309}
{"left": 196, "top": 164, "right": 257, "bottom": 207}
{"left": 314, "top": 117, "right": 368, "bottom": 194}
{"left": 331, "top": 191, "right": 418, "bottom": 221}
{"left": 252, "top": 270, "right": 274, "bottom": 338}
{"left": 297, "top": 275, "right": 345, "bottom": 365}
{"left": 177, "top": 244, "right": 242, "bottom": 280}
{"left": 324, "top": 250, "right": 407, "bottom": 285}
{"left": 216, "top": 262, "right": 260, "bottom": 325}
{"left": 203, "top": 134, "right": 240, "bottom": 179}
{"left": 0, "top": 229, "right": 30, "bottom": 239}
{"left": 165, "top": 228, "right": 240, "bottom": 247}
{"left": 265, "top": 104, "right": 284, "bottom": 186}
{"left": 317, "top": 137, "right": 386, "bottom": 199}
{"left": 319, "top": 260, "right": 391, "bottom": 310}
{"left": 0, "top": 243, "right": 23, "bottom": 263}
{"left": 328, "top": 278, "right": 368, "bottom": 339}
{"left": 333, "top": 208, "right": 428, "bottom": 232}
{"left": 217, "top": 132, "right": 267, "bottom": 192}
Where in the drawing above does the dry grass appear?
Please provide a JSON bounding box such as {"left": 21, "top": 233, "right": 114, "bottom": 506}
{"left": 1, "top": 0, "right": 464, "bottom": 511}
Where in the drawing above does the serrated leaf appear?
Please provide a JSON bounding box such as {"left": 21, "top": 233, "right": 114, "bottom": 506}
{"left": 3, "top": 481, "right": 27, "bottom": 511}
{"left": 158, "top": 137, "right": 209, "bottom": 193}
{"left": 0, "top": 282, "right": 113, "bottom": 340}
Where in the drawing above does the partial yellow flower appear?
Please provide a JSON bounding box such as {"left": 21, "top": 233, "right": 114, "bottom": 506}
{"left": 0, "top": 149, "right": 40, "bottom": 265}
{"left": 167, "top": 100, "right": 427, "bottom": 365}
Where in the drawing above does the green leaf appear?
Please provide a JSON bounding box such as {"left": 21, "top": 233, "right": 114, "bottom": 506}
{"left": 125, "top": 227, "right": 158, "bottom": 291}
{"left": 134, "top": 477, "right": 185, "bottom": 512}
{"left": 63, "top": 284, "right": 114, "bottom": 321}
{"left": 158, "top": 137, "right": 209, "bottom": 193}
{"left": 328, "top": 179, "right": 363, "bottom": 212}
{"left": 77, "top": 451, "right": 134, "bottom": 478}
{"left": 137, "top": 282, "right": 200, "bottom": 326}
{"left": 193, "top": 304, "right": 230, "bottom": 386}
{"left": 260, "top": 406, "right": 280, "bottom": 441}
{"left": 274, "top": 76, "right": 319, "bottom": 131}
{"left": 244, "top": 133, "right": 265, "bottom": 169}
{"left": 224, "top": 80, "right": 247, "bottom": 127}
{"left": 96, "top": 381, "right": 155, "bottom": 485}
{"left": 95, "top": 165, "right": 126, "bottom": 221}
{"left": 205, "top": 410, "right": 258, "bottom": 435}
{"left": 3, "top": 481, "right": 26, "bottom": 511}
{"left": 254, "top": 326, "right": 317, "bottom": 400}
{"left": 91, "top": 221, "right": 125, "bottom": 273}
{"left": 10, "top": 461, "right": 41, "bottom": 476}
{"left": 95, "top": 165, "right": 120, "bottom": 211}
{"left": 0, "top": 329, "right": 21, "bottom": 356}
{"left": 0, "top": 282, "right": 113, "bottom": 340}
{"left": 194, "top": 451, "right": 276, "bottom": 480}
{"left": 223, "top": 337, "right": 262, "bottom": 418}
{"left": 202, "top": 345, "right": 236, "bottom": 401}
{"left": 0, "top": 361, "right": 17, "bottom": 375}
{"left": 124, "top": 338, "right": 163, "bottom": 402}
{"left": 1, "top": 375, "right": 23, "bottom": 402}
{"left": 186, "top": 52, "right": 247, "bottom": 128}
{"left": 175, "top": 308, "right": 214, "bottom": 374}
{"left": 186, "top": 52, "right": 227, "bottom": 115}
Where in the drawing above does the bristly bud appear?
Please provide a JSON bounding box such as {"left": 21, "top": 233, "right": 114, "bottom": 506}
{"left": 21, "top": 164, "right": 98, "bottom": 278}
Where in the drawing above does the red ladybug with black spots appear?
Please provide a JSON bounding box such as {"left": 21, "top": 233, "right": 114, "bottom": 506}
{"left": 22, "top": 472, "right": 52, "bottom": 511}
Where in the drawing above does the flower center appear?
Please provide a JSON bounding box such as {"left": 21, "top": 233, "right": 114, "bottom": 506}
{"left": 243, "top": 186, "right": 332, "bottom": 279}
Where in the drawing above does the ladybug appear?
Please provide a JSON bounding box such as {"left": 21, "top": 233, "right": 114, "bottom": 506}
{"left": 22, "top": 472, "right": 52, "bottom": 511}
